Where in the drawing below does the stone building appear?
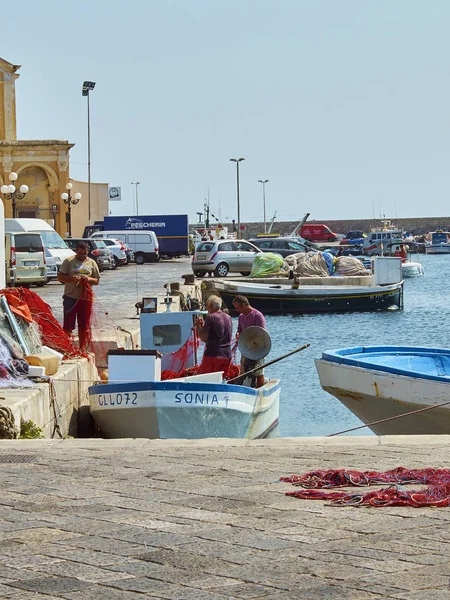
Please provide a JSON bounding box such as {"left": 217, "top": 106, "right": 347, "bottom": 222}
{"left": 0, "top": 57, "right": 108, "bottom": 238}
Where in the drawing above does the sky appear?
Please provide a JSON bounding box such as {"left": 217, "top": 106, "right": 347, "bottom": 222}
{"left": 3, "top": 0, "right": 450, "bottom": 226}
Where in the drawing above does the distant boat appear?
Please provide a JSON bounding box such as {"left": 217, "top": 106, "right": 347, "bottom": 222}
{"left": 425, "top": 231, "right": 450, "bottom": 254}
{"left": 401, "top": 260, "right": 424, "bottom": 277}
{"left": 362, "top": 220, "right": 405, "bottom": 256}
{"left": 315, "top": 346, "right": 450, "bottom": 435}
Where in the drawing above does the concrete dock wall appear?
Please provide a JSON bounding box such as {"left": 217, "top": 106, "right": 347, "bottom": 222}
{"left": 1, "top": 356, "right": 98, "bottom": 439}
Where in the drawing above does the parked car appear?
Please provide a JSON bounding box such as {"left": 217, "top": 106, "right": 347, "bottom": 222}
{"left": 91, "top": 238, "right": 127, "bottom": 269}
{"left": 45, "top": 248, "right": 58, "bottom": 282}
{"left": 91, "top": 231, "right": 159, "bottom": 264}
{"left": 192, "top": 239, "right": 262, "bottom": 277}
{"left": 5, "top": 231, "right": 47, "bottom": 287}
{"left": 248, "top": 237, "right": 310, "bottom": 257}
{"left": 121, "top": 241, "right": 135, "bottom": 263}
{"left": 5, "top": 218, "right": 74, "bottom": 268}
{"left": 64, "top": 238, "right": 112, "bottom": 272}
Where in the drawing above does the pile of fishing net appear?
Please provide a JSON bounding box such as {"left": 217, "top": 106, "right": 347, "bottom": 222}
{"left": 334, "top": 256, "right": 370, "bottom": 276}
{"left": 2, "top": 287, "right": 83, "bottom": 359}
{"left": 285, "top": 251, "right": 331, "bottom": 277}
{"left": 250, "top": 253, "right": 290, "bottom": 278}
{"left": 281, "top": 466, "right": 450, "bottom": 507}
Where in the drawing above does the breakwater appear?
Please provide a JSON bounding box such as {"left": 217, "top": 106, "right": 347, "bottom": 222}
{"left": 243, "top": 216, "right": 450, "bottom": 237}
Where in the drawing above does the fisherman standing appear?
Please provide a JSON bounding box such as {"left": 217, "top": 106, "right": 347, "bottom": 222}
{"left": 232, "top": 295, "right": 266, "bottom": 388}
{"left": 196, "top": 295, "right": 232, "bottom": 375}
{"left": 58, "top": 241, "right": 100, "bottom": 351}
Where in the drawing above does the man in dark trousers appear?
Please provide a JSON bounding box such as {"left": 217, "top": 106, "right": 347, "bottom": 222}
{"left": 58, "top": 241, "right": 100, "bottom": 351}
{"left": 232, "top": 295, "right": 266, "bottom": 388}
{"left": 196, "top": 294, "right": 232, "bottom": 375}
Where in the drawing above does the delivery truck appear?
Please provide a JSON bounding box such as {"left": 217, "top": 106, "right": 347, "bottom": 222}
{"left": 83, "top": 214, "right": 189, "bottom": 258}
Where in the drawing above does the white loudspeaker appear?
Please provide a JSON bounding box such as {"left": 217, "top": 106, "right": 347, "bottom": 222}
{"left": 238, "top": 326, "right": 271, "bottom": 360}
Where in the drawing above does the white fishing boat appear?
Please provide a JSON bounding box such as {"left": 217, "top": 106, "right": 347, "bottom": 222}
{"left": 315, "top": 346, "right": 450, "bottom": 435}
{"left": 89, "top": 289, "right": 281, "bottom": 439}
{"left": 401, "top": 260, "right": 424, "bottom": 278}
{"left": 214, "top": 257, "right": 404, "bottom": 315}
{"left": 362, "top": 220, "right": 405, "bottom": 256}
{"left": 425, "top": 231, "right": 450, "bottom": 254}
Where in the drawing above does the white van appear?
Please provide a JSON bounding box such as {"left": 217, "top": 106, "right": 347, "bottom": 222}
{"left": 5, "top": 219, "right": 74, "bottom": 270}
{"left": 5, "top": 232, "right": 47, "bottom": 287}
{"left": 91, "top": 230, "right": 159, "bottom": 264}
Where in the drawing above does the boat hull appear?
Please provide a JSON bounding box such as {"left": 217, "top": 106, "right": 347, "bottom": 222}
{"left": 315, "top": 358, "right": 450, "bottom": 436}
{"left": 89, "top": 379, "right": 280, "bottom": 440}
{"left": 218, "top": 282, "right": 403, "bottom": 315}
{"left": 425, "top": 245, "right": 450, "bottom": 254}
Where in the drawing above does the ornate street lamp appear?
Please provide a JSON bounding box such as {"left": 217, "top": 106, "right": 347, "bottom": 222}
{"left": 0, "top": 172, "right": 29, "bottom": 218}
{"left": 230, "top": 158, "right": 245, "bottom": 239}
{"left": 61, "top": 183, "right": 82, "bottom": 238}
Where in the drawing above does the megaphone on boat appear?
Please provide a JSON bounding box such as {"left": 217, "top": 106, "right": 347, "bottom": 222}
{"left": 238, "top": 326, "right": 271, "bottom": 361}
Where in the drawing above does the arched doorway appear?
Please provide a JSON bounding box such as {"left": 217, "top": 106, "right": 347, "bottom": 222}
{"left": 14, "top": 166, "right": 52, "bottom": 220}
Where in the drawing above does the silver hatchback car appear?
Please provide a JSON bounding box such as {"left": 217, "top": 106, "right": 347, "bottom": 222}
{"left": 192, "top": 239, "right": 262, "bottom": 277}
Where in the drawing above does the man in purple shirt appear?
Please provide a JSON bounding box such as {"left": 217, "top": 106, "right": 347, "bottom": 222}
{"left": 196, "top": 295, "right": 232, "bottom": 376}
{"left": 232, "top": 295, "right": 266, "bottom": 388}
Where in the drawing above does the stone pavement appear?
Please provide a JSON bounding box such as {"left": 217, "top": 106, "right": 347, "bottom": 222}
{"left": 1, "top": 436, "right": 450, "bottom": 599}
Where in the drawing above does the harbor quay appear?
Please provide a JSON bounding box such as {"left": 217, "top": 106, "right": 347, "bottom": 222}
{"left": 0, "top": 436, "right": 450, "bottom": 598}
{"left": 0, "top": 258, "right": 199, "bottom": 437}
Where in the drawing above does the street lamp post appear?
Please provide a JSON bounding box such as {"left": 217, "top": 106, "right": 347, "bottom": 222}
{"left": 61, "top": 183, "right": 82, "bottom": 238}
{"left": 230, "top": 158, "right": 245, "bottom": 239}
{"left": 0, "top": 172, "right": 29, "bottom": 218}
{"left": 131, "top": 181, "right": 140, "bottom": 216}
{"left": 51, "top": 203, "right": 58, "bottom": 229}
{"left": 82, "top": 80, "right": 96, "bottom": 225}
{"left": 258, "top": 179, "right": 269, "bottom": 233}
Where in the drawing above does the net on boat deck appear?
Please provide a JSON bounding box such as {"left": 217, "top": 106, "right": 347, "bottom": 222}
{"left": 161, "top": 336, "right": 240, "bottom": 380}
{"left": 281, "top": 467, "right": 450, "bottom": 507}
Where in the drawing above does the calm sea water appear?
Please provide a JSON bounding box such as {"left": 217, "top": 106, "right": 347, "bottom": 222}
{"left": 265, "top": 253, "right": 450, "bottom": 437}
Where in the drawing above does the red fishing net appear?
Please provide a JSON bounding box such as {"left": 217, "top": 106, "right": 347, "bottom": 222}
{"left": 1, "top": 287, "right": 84, "bottom": 359}
{"left": 161, "top": 336, "right": 241, "bottom": 380}
{"left": 281, "top": 467, "right": 450, "bottom": 507}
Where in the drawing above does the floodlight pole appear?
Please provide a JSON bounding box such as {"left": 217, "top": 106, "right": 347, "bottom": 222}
{"left": 82, "top": 81, "right": 96, "bottom": 225}
{"left": 131, "top": 181, "right": 140, "bottom": 216}
{"left": 258, "top": 179, "right": 269, "bottom": 233}
{"left": 87, "top": 91, "right": 91, "bottom": 224}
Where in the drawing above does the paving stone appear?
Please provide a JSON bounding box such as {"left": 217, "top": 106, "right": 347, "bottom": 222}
{"left": 61, "top": 585, "right": 150, "bottom": 599}
{"left": 7, "top": 576, "right": 91, "bottom": 594}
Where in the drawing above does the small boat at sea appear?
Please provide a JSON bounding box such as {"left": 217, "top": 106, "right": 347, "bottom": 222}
{"left": 401, "top": 260, "right": 424, "bottom": 278}
{"left": 315, "top": 346, "right": 450, "bottom": 435}
{"left": 425, "top": 231, "right": 450, "bottom": 254}
{"left": 88, "top": 289, "right": 280, "bottom": 439}
{"left": 214, "top": 257, "right": 404, "bottom": 315}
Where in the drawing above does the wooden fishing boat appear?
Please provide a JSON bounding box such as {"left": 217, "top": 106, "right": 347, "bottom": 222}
{"left": 315, "top": 345, "right": 450, "bottom": 435}
{"left": 214, "top": 257, "right": 404, "bottom": 315}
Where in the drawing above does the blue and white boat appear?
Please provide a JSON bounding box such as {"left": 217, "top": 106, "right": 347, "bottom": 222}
{"left": 89, "top": 289, "right": 280, "bottom": 439}
{"left": 315, "top": 346, "right": 450, "bottom": 435}
{"left": 425, "top": 231, "right": 450, "bottom": 254}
